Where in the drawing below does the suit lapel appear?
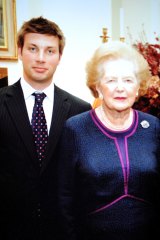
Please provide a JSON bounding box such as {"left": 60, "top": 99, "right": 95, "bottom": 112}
{"left": 5, "top": 80, "right": 38, "bottom": 165}
{"left": 41, "top": 85, "right": 71, "bottom": 172}
{"left": 5, "top": 82, "right": 72, "bottom": 172}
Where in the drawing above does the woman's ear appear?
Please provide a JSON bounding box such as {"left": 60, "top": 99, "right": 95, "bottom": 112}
{"left": 97, "top": 90, "right": 103, "bottom": 99}
{"left": 96, "top": 86, "right": 103, "bottom": 99}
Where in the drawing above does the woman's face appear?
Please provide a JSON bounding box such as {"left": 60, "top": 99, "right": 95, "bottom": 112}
{"left": 97, "top": 59, "right": 139, "bottom": 112}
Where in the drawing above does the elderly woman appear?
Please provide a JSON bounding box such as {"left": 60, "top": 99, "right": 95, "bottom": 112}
{"left": 57, "top": 41, "right": 160, "bottom": 240}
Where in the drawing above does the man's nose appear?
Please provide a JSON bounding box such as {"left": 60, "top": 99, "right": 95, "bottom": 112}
{"left": 37, "top": 50, "right": 45, "bottom": 62}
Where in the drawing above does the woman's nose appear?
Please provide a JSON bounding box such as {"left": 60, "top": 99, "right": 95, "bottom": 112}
{"left": 116, "top": 80, "right": 124, "bottom": 91}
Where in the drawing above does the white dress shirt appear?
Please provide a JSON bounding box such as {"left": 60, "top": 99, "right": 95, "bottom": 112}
{"left": 20, "top": 77, "right": 54, "bottom": 134}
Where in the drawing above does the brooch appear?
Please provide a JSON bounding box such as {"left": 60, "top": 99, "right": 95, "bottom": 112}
{"left": 140, "top": 120, "right": 150, "bottom": 128}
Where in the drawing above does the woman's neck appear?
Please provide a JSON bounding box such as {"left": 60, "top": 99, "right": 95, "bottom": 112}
{"left": 96, "top": 105, "right": 133, "bottom": 131}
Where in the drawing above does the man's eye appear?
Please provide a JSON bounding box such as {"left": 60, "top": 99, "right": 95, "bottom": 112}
{"left": 48, "top": 49, "right": 54, "bottom": 55}
{"left": 29, "top": 47, "right": 36, "bottom": 52}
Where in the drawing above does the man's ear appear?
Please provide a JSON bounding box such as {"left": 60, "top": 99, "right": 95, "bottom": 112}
{"left": 18, "top": 47, "right": 22, "bottom": 60}
{"left": 58, "top": 53, "right": 62, "bottom": 62}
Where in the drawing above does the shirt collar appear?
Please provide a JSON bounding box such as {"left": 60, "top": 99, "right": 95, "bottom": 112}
{"left": 20, "top": 77, "right": 54, "bottom": 101}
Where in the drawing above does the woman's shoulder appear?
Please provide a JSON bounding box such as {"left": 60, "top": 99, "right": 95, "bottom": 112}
{"left": 136, "top": 110, "right": 160, "bottom": 130}
{"left": 62, "top": 110, "right": 92, "bottom": 135}
{"left": 137, "top": 110, "right": 159, "bottom": 121}
{"left": 66, "top": 110, "right": 91, "bottom": 125}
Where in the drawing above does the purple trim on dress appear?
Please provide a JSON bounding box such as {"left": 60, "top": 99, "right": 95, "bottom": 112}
{"left": 124, "top": 137, "right": 129, "bottom": 194}
{"left": 89, "top": 193, "right": 151, "bottom": 215}
{"left": 114, "top": 139, "right": 128, "bottom": 194}
{"left": 90, "top": 110, "right": 116, "bottom": 140}
{"left": 90, "top": 109, "right": 138, "bottom": 134}
{"left": 89, "top": 110, "right": 150, "bottom": 215}
{"left": 90, "top": 110, "right": 139, "bottom": 195}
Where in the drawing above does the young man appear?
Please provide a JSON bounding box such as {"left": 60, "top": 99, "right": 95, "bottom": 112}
{"left": 0, "top": 16, "right": 91, "bottom": 240}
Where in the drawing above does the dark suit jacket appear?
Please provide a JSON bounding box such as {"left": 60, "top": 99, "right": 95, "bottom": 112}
{"left": 0, "top": 80, "right": 91, "bottom": 240}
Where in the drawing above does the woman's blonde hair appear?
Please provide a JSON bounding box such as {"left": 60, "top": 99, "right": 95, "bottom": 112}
{"left": 86, "top": 41, "right": 151, "bottom": 98}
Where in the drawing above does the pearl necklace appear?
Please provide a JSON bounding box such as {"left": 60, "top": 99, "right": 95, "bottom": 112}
{"left": 100, "top": 105, "right": 133, "bottom": 131}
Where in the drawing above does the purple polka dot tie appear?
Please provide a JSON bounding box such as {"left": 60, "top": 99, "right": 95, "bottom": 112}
{"left": 31, "top": 92, "right": 48, "bottom": 167}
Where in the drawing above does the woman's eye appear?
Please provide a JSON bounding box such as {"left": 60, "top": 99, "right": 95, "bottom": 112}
{"left": 107, "top": 79, "right": 116, "bottom": 83}
{"left": 125, "top": 79, "right": 133, "bottom": 83}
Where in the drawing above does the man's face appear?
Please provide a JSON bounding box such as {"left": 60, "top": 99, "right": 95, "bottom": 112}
{"left": 18, "top": 33, "right": 61, "bottom": 89}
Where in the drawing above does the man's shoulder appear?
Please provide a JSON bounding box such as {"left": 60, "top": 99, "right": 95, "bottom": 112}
{"left": 0, "top": 84, "right": 12, "bottom": 97}
{"left": 54, "top": 85, "right": 91, "bottom": 107}
{"left": 0, "top": 80, "right": 20, "bottom": 96}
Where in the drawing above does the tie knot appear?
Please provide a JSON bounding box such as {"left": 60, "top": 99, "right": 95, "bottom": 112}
{"left": 32, "top": 92, "right": 46, "bottom": 103}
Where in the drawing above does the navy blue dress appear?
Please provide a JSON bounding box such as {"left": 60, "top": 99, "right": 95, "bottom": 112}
{"left": 58, "top": 109, "right": 160, "bottom": 240}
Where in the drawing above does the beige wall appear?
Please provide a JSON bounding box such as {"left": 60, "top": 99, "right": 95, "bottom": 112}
{"left": 0, "top": 0, "right": 160, "bottom": 104}
{"left": 0, "top": 0, "right": 111, "bottom": 103}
